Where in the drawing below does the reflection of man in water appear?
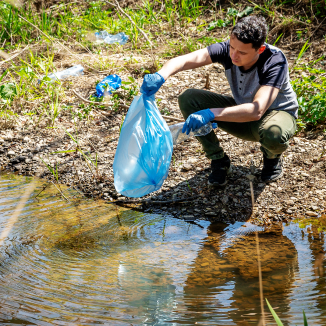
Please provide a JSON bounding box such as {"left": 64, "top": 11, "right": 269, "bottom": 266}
{"left": 183, "top": 223, "right": 298, "bottom": 325}
{"left": 307, "top": 223, "right": 326, "bottom": 319}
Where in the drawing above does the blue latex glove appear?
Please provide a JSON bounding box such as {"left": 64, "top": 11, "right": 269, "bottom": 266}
{"left": 140, "top": 72, "right": 165, "bottom": 96}
{"left": 182, "top": 109, "right": 215, "bottom": 135}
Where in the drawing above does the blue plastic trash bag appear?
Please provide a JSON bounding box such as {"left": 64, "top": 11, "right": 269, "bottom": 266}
{"left": 95, "top": 74, "right": 121, "bottom": 98}
{"left": 113, "top": 94, "right": 173, "bottom": 198}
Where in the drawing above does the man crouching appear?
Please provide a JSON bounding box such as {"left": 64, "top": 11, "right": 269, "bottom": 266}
{"left": 140, "top": 15, "right": 298, "bottom": 186}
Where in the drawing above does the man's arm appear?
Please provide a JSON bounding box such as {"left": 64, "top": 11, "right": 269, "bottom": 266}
{"left": 211, "top": 85, "right": 280, "bottom": 122}
{"left": 157, "top": 48, "right": 212, "bottom": 80}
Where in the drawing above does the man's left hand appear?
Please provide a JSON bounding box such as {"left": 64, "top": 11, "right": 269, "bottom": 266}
{"left": 182, "top": 109, "right": 215, "bottom": 135}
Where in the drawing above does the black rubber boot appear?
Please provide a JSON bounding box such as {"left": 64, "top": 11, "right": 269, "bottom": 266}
{"left": 208, "top": 154, "right": 232, "bottom": 187}
{"left": 261, "top": 156, "right": 283, "bottom": 183}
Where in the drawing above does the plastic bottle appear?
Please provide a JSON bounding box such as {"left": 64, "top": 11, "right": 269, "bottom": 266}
{"left": 95, "top": 74, "right": 122, "bottom": 98}
{"left": 40, "top": 65, "right": 84, "bottom": 82}
{"left": 169, "top": 122, "right": 217, "bottom": 145}
{"left": 95, "top": 31, "right": 110, "bottom": 39}
{"left": 95, "top": 31, "right": 129, "bottom": 45}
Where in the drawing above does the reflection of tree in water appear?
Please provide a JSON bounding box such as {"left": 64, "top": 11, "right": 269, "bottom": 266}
{"left": 183, "top": 223, "right": 298, "bottom": 325}
{"left": 307, "top": 224, "right": 326, "bottom": 319}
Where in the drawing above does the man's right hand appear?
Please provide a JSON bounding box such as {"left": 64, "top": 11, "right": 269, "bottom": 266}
{"left": 140, "top": 72, "right": 165, "bottom": 96}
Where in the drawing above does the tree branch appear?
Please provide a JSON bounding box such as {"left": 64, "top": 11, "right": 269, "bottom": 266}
{"left": 109, "top": 195, "right": 200, "bottom": 205}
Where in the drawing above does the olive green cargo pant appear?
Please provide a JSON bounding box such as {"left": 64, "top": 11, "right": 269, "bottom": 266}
{"left": 178, "top": 89, "right": 297, "bottom": 160}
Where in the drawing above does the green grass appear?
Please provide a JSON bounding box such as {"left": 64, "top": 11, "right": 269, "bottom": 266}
{"left": 291, "top": 55, "right": 326, "bottom": 127}
{"left": 0, "top": 0, "right": 325, "bottom": 130}
{"left": 266, "top": 298, "right": 309, "bottom": 326}
{"left": 0, "top": 1, "right": 203, "bottom": 50}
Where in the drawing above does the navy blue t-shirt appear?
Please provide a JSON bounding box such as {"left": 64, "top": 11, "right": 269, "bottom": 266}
{"left": 207, "top": 40, "right": 298, "bottom": 118}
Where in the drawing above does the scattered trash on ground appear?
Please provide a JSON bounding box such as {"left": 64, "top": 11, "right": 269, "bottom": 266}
{"left": 95, "top": 74, "right": 122, "bottom": 98}
{"left": 47, "top": 65, "right": 84, "bottom": 81}
{"left": 40, "top": 65, "right": 84, "bottom": 82}
{"left": 95, "top": 31, "right": 129, "bottom": 45}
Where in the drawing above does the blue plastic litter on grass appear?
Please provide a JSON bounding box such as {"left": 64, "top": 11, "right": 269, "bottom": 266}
{"left": 95, "top": 74, "right": 122, "bottom": 98}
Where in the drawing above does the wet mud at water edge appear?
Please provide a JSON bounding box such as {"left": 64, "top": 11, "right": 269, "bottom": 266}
{"left": 0, "top": 173, "right": 326, "bottom": 325}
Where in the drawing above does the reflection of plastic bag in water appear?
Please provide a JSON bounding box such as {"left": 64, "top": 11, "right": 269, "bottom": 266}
{"left": 113, "top": 94, "right": 173, "bottom": 198}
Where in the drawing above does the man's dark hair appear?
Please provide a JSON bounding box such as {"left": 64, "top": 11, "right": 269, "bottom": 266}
{"left": 231, "top": 16, "right": 268, "bottom": 50}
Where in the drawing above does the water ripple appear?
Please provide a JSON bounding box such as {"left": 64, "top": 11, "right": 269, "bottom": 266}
{"left": 0, "top": 173, "right": 325, "bottom": 325}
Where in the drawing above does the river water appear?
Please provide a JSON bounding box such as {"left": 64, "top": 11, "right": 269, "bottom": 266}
{"left": 0, "top": 172, "right": 325, "bottom": 325}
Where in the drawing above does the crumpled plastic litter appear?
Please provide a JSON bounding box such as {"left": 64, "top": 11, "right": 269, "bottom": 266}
{"left": 113, "top": 94, "right": 173, "bottom": 198}
{"left": 95, "top": 74, "right": 121, "bottom": 98}
{"left": 95, "top": 31, "right": 129, "bottom": 45}
{"left": 39, "top": 65, "right": 84, "bottom": 82}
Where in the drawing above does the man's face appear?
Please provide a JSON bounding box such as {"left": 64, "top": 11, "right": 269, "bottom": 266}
{"left": 229, "top": 34, "right": 265, "bottom": 70}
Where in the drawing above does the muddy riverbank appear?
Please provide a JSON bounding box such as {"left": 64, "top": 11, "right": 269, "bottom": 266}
{"left": 0, "top": 51, "right": 325, "bottom": 225}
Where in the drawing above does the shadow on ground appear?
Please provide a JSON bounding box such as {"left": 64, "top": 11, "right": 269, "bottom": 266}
{"left": 140, "top": 163, "right": 266, "bottom": 223}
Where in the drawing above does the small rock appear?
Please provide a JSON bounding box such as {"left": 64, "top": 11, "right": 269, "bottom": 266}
{"left": 10, "top": 157, "right": 20, "bottom": 164}
{"left": 32, "top": 145, "right": 41, "bottom": 153}
{"left": 306, "top": 211, "right": 318, "bottom": 217}
{"left": 301, "top": 172, "right": 309, "bottom": 177}
{"left": 23, "top": 136, "right": 29, "bottom": 143}
{"left": 311, "top": 206, "right": 319, "bottom": 211}
{"left": 205, "top": 212, "right": 216, "bottom": 216}
{"left": 7, "top": 150, "right": 15, "bottom": 157}
{"left": 13, "top": 164, "right": 22, "bottom": 171}
{"left": 286, "top": 209, "right": 293, "bottom": 214}
{"left": 183, "top": 215, "right": 195, "bottom": 221}
{"left": 3, "top": 135, "right": 13, "bottom": 141}
{"left": 221, "top": 195, "right": 229, "bottom": 205}
{"left": 181, "top": 164, "right": 192, "bottom": 171}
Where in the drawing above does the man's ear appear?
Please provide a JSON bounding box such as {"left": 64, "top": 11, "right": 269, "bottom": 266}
{"left": 258, "top": 45, "right": 266, "bottom": 54}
